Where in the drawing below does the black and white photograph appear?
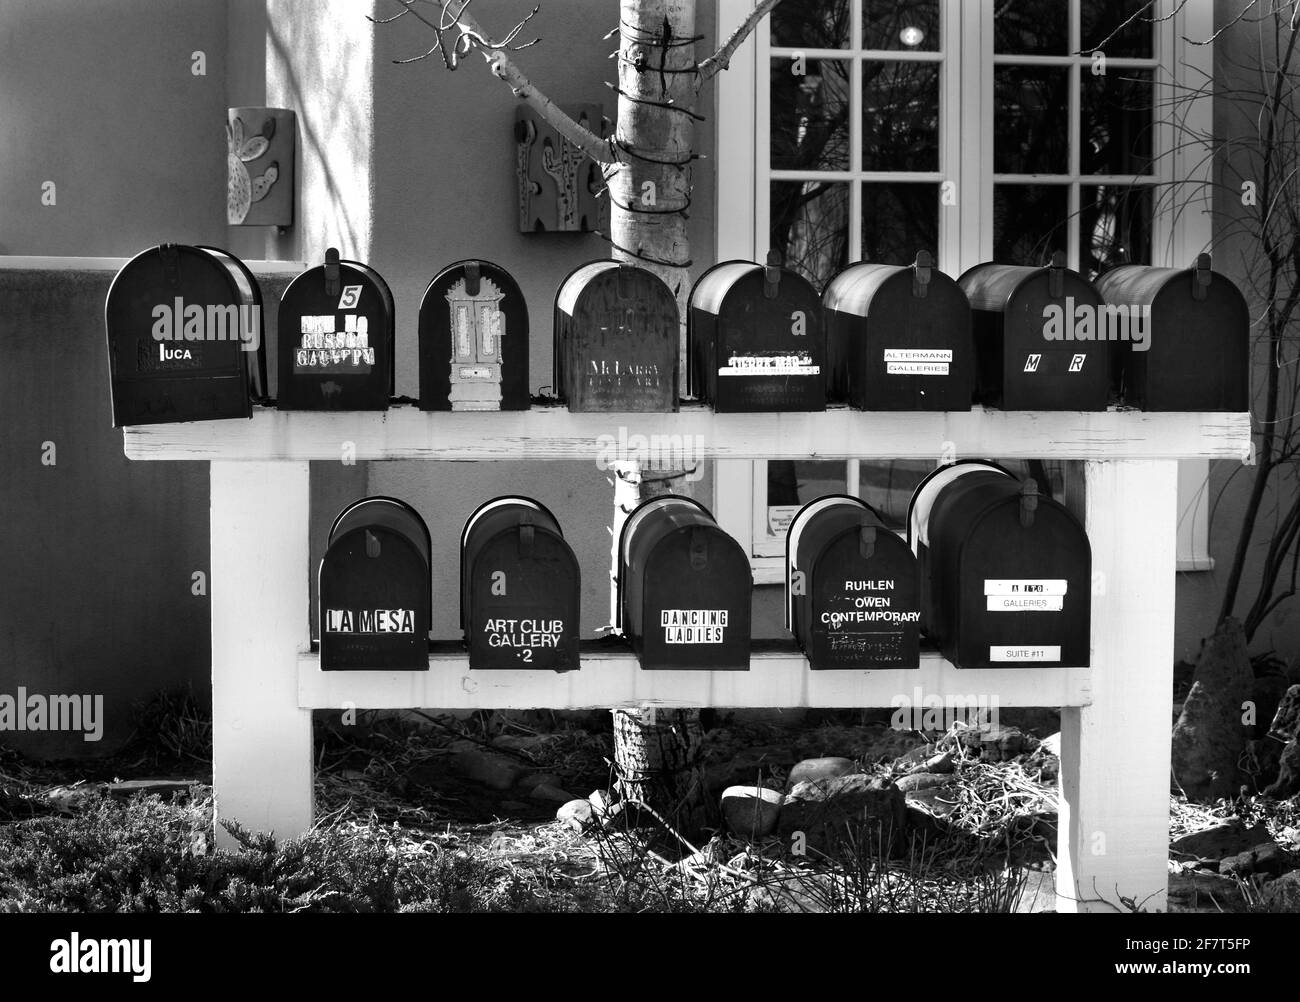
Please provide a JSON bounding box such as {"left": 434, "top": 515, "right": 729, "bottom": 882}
{"left": 0, "top": 0, "right": 1296, "bottom": 980}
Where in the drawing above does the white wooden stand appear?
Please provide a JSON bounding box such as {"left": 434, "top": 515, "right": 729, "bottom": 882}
{"left": 126, "top": 404, "right": 1249, "bottom": 910}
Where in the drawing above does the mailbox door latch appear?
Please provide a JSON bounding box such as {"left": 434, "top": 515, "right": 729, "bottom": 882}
{"left": 1020, "top": 479, "right": 1039, "bottom": 528}
{"left": 1048, "top": 250, "right": 1066, "bottom": 299}
{"left": 158, "top": 244, "right": 181, "bottom": 288}
{"left": 912, "top": 250, "right": 932, "bottom": 300}
{"left": 324, "top": 247, "right": 341, "bottom": 298}
{"left": 689, "top": 527, "right": 709, "bottom": 570}
{"left": 1193, "top": 252, "right": 1212, "bottom": 301}
{"left": 764, "top": 249, "right": 782, "bottom": 299}
{"left": 858, "top": 524, "right": 877, "bottom": 560}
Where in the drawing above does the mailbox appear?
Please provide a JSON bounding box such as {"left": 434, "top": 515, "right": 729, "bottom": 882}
{"left": 419, "top": 260, "right": 530, "bottom": 411}
{"left": 910, "top": 469, "right": 1091, "bottom": 669}
{"left": 460, "top": 496, "right": 581, "bottom": 671}
{"left": 554, "top": 261, "right": 679, "bottom": 412}
{"left": 687, "top": 256, "right": 825, "bottom": 412}
{"left": 958, "top": 254, "right": 1111, "bottom": 410}
{"left": 617, "top": 496, "right": 752, "bottom": 670}
{"left": 823, "top": 252, "right": 975, "bottom": 411}
{"left": 105, "top": 243, "right": 267, "bottom": 426}
{"left": 786, "top": 495, "right": 920, "bottom": 669}
{"left": 1094, "top": 254, "right": 1249, "bottom": 411}
{"left": 908, "top": 461, "right": 1014, "bottom": 647}
{"left": 319, "top": 496, "right": 431, "bottom": 670}
{"left": 277, "top": 248, "right": 394, "bottom": 410}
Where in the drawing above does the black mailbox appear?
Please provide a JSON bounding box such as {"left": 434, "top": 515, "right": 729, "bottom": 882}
{"left": 460, "top": 496, "right": 581, "bottom": 671}
{"left": 617, "top": 496, "right": 752, "bottom": 670}
{"left": 419, "top": 260, "right": 530, "bottom": 411}
{"left": 958, "top": 254, "right": 1111, "bottom": 410}
{"left": 910, "top": 469, "right": 1091, "bottom": 669}
{"left": 1094, "top": 254, "right": 1249, "bottom": 411}
{"left": 786, "top": 495, "right": 920, "bottom": 669}
{"left": 319, "top": 496, "right": 431, "bottom": 671}
{"left": 105, "top": 243, "right": 267, "bottom": 426}
{"left": 908, "top": 461, "right": 1014, "bottom": 648}
{"left": 823, "top": 252, "right": 975, "bottom": 411}
{"left": 277, "top": 248, "right": 394, "bottom": 410}
{"left": 554, "top": 261, "right": 679, "bottom": 412}
{"left": 687, "top": 255, "right": 825, "bottom": 412}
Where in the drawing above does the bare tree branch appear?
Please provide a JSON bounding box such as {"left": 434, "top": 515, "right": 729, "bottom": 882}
{"left": 698, "top": 0, "right": 783, "bottom": 79}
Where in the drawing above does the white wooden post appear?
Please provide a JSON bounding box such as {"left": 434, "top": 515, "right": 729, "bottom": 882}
{"left": 210, "top": 460, "right": 314, "bottom": 847}
{"left": 1057, "top": 459, "right": 1178, "bottom": 912}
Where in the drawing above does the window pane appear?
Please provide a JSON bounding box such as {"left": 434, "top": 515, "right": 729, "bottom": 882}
{"left": 863, "top": 0, "right": 940, "bottom": 51}
{"left": 861, "top": 182, "right": 939, "bottom": 265}
{"left": 863, "top": 61, "right": 940, "bottom": 170}
{"left": 1082, "top": 0, "right": 1154, "bottom": 58}
{"left": 772, "top": 0, "right": 851, "bottom": 49}
{"left": 765, "top": 460, "right": 847, "bottom": 546}
{"left": 1080, "top": 184, "right": 1153, "bottom": 279}
{"left": 994, "top": 67, "right": 1070, "bottom": 174}
{"left": 858, "top": 460, "right": 933, "bottom": 530}
{"left": 1082, "top": 70, "right": 1154, "bottom": 175}
{"left": 771, "top": 181, "right": 850, "bottom": 290}
{"left": 771, "top": 58, "right": 850, "bottom": 171}
{"left": 994, "top": 0, "right": 1068, "bottom": 54}
{"left": 993, "top": 184, "right": 1069, "bottom": 265}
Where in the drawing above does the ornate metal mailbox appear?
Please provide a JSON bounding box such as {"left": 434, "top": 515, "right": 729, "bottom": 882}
{"left": 909, "top": 468, "right": 1091, "bottom": 669}
{"left": 105, "top": 243, "right": 267, "bottom": 426}
{"left": 419, "top": 260, "right": 530, "bottom": 411}
{"left": 823, "top": 252, "right": 975, "bottom": 411}
{"left": 319, "top": 497, "right": 431, "bottom": 671}
{"left": 1095, "top": 254, "right": 1249, "bottom": 412}
{"left": 277, "top": 248, "right": 394, "bottom": 410}
{"left": 554, "top": 261, "right": 679, "bottom": 412}
{"left": 958, "top": 254, "right": 1111, "bottom": 410}
{"left": 617, "top": 496, "right": 752, "bottom": 670}
{"left": 786, "top": 496, "right": 920, "bottom": 669}
{"left": 460, "top": 496, "right": 581, "bottom": 671}
{"left": 687, "top": 256, "right": 825, "bottom": 412}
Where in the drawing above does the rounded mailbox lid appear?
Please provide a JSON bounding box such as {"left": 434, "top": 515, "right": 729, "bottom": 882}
{"left": 907, "top": 460, "right": 1012, "bottom": 551}
{"left": 330, "top": 496, "right": 431, "bottom": 566}
{"left": 459, "top": 495, "right": 566, "bottom": 636}
{"left": 786, "top": 494, "right": 870, "bottom": 632}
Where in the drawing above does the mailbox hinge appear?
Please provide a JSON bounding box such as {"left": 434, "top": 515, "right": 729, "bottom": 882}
{"left": 158, "top": 243, "right": 181, "bottom": 288}
{"left": 1020, "top": 479, "right": 1039, "bottom": 528}
{"left": 1048, "top": 251, "right": 1065, "bottom": 299}
{"left": 1193, "top": 252, "right": 1212, "bottom": 301}
{"left": 465, "top": 260, "right": 481, "bottom": 297}
{"left": 324, "top": 247, "right": 341, "bottom": 298}
{"left": 364, "top": 529, "right": 382, "bottom": 558}
{"left": 689, "top": 527, "right": 709, "bottom": 569}
{"left": 764, "top": 249, "right": 782, "bottom": 299}
{"left": 858, "top": 524, "right": 876, "bottom": 560}
{"left": 518, "top": 519, "right": 535, "bottom": 557}
{"left": 912, "top": 250, "right": 932, "bottom": 299}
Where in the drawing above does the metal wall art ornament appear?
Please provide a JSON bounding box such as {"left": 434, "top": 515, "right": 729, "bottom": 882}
{"left": 227, "top": 107, "right": 295, "bottom": 227}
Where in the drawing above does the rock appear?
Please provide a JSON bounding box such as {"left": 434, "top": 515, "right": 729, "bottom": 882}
{"left": 1170, "top": 820, "right": 1273, "bottom": 863}
{"left": 947, "top": 724, "right": 1037, "bottom": 763}
{"left": 1039, "top": 732, "right": 1061, "bottom": 756}
{"left": 1217, "top": 842, "right": 1295, "bottom": 878}
{"left": 895, "top": 772, "right": 953, "bottom": 793}
{"left": 704, "top": 743, "right": 794, "bottom": 791}
{"left": 1259, "top": 871, "right": 1300, "bottom": 912}
{"left": 500, "top": 800, "right": 527, "bottom": 811}
{"left": 894, "top": 744, "right": 938, "bottom": 770}
{"left": 721, "top": 785, "right": 782, "bottom": 840}
{"left": 522, "top": 772, "right": 563, "bottom": 792}
{"left": 786, "top": 757, "right": 855, "bottom": 790}
{"left": 777, "top": 774, "right": 908, "bottom": 856}
{"left": 904, "top": 804, "right": 947, "bottom": 840}
{"left": 1269, "top": 685, "right": 1300, "bottom": 742}
{"left": 445, "top": 741, "right": 527, "bottom": 791}
{"left": 1013, "top": 868, "right": 1057, "bottom": 913}
{"left": 588, "top": 789, "right": 614, "bottom": 814}
{"left": 1264, "top": 737, "right": 1300, "bottom": 799}
{"left": 600, "top": 800, "right": 657, "bottom": 831}
{"left": 904, "top": 751, "right": 954, "bottom": 776}
{"left": 1167, "top": 871, "right": 1249, "bottom": 913}
{"left": 529, "top": 783, "right": 575, "bottom": 804}
{"left": 1172, "top": 618, "right": 1254, "bottom": 799}
{"left": 102, "top": 779, "right": 197, "bottom": 801}
{"left": 1251, "top": 675, "right": 1294, "bottom": 740}
{"left": 557, "top": 799, "right": 593, "bottom": 831}
{"left": 904, "top": 787, "right": 961, "bottom": 819}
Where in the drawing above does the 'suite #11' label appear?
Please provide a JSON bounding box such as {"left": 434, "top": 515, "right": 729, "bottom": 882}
{"left": 662, "top": 609, "right": 728, "bottom": 644}
{"left": 984, "top": 579, "right": 1067, "bottom": 612}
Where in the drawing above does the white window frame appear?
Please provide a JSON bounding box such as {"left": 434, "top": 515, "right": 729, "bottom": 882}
{"left": 714, "top": 0, "right": 1215, "bottom": 583}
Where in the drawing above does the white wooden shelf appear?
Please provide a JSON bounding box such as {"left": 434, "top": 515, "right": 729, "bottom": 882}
{"left": 296, "top": 648, "right": 1093, "bottom": 710}
{"left": 123, "top": 403, "right": 1252, "bottom": 462}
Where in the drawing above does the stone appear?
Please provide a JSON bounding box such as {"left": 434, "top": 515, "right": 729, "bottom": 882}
{"left": 1167, "top": 871, "right": 1249, "bottom": 913}
{"left": 1171, "top": 618, "right": 1254, "bottom": 799}
{"left": 1169, "top": 820, "right": 1273, "bottom": 863}
{"left": 721, "top": 785, "right": 782, "bottom": 840}
{"left": 1252, "top": 676, "right": 1294, "bottom": 740}
{"left": 588, "top": 789, "right": 614, "bottom": 814}
{"left": 445, "top": 741, "right": 527, "bottom": 791}
{"left": 786, "top": 757, "right": 855, "bottom": 790}
{"left": 1013, "top": 868, "right": 1057, "bottom": 914}
{"left": 1259, "top": 871, "right": 1300, "bottom": 912}
{"left": 894, "top": 744, "right": 938, "bottom": 770}
{"left": 557, "top": 799, "right": 593, "bottom": 831}
{"left": 1217, "top": 842, "right": 1295, "bottom": 878}
{"left": 1263, "top": 737, "right": 1300, "bottom": 799}
{"left": 948, "top": 724, "right": 1036, "bottom": 763}
{"left": 777, "top": 774, "right": 908, "bottom": 856}
{"left": 895, "top": 772, "right": 954, "bottom": 793}
{"left": 1269, "top": 685, "right": 1300, "bottom": 742}
{"left": 529, "top": 783, "right": 575, "bottom": 804}
{"left": 1039, "top": 732, "right": 1061, "bottom": 756}
{"left": 904, "top": 751, "right": 954, "bottom": 776}
{"left": 523, "top": 772, "right": 563, "bottom": 792}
